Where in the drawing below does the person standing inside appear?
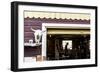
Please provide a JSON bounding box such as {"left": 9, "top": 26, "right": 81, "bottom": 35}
{"left": 65, "top": 43, "right": 69, "bottom": 56}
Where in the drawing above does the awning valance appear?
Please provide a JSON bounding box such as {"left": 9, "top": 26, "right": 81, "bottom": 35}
{"left": 24, "top": 11, "right": 90, "bottom": 20}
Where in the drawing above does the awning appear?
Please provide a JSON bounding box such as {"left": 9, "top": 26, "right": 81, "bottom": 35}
{"left": 24, "top": 11, "right": 90, "bottom": 20}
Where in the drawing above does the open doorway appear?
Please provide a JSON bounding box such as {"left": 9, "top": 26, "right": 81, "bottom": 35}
{"left": 62, "top": 40, "right": 72, "bottom": 50}
{"left": 47, "top": 34, "right": 90, "bottom": 61}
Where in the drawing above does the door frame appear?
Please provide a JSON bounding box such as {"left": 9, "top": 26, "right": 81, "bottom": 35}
{"left": 42, "top": 23, "right": 90, "bottom": 57}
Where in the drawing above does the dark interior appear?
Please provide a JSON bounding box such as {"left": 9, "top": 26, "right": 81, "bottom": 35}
{"left": 47, "top": 33, "right": 90, "bottom": 60}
